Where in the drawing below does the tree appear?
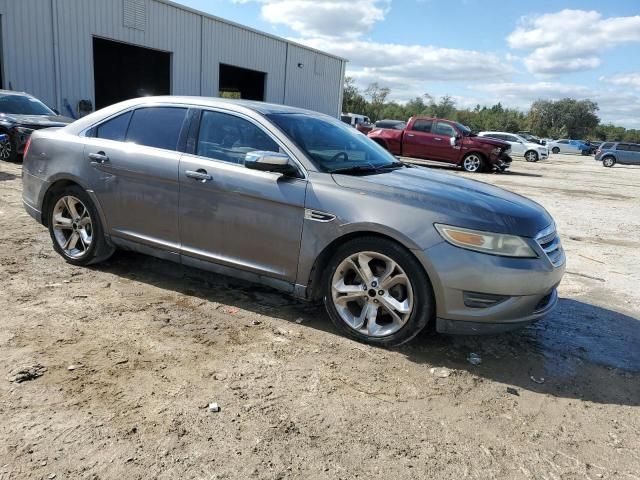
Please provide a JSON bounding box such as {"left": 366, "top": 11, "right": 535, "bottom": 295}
{"left": 364, "top": 83, "right": 391, "bottom": 122}
{"left": 341, "top": 76, "right": 367, "bottom": 115}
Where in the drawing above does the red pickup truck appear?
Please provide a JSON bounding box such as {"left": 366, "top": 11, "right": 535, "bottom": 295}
{"left": 367, "top": 117, "right": 512, "bottom": 173}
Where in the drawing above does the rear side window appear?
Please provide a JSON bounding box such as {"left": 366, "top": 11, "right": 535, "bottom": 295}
{"left": 433, "top": 121, "right": 457, "bottom": 137}
{"left": 411, "top": 119, "right": 432, "bottom": 133}
{"left": 630, "top": 144, "right": 640, "bottom": 152}
{"left": 126, "top": 107, "right": 187, "bottom": 151}
{"left": 95, "top": 111, "right": 132, "bottom": 141}
{"left": 196, "top": 110, "right": 281, "bottom": 164}
{"left": 617, "top": 143, "right": 632, "bottom": 151}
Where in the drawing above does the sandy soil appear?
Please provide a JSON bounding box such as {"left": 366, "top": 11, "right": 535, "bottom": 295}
{"left": 1, "top": 154, "right": 639, "bottom": 479}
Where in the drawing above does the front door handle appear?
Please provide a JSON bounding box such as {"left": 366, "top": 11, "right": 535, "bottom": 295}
{"left": 89, "top": 151, "right": 109, "bottom": 164}
{"left": 185, "top": 169, "right": 213, "bottom": 182}
{"left": 406, "top": 133, "right": 415, "bottom": 137}
{"left": 434, "top": 137, "right": 442, "bottom": 141}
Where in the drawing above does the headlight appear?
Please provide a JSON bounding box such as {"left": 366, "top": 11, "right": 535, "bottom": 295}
{"left": 434, "top": 224, "right": 538, "bottom": 258}
{"left": 13, "top": 126, "right": 34, "bottom": 135}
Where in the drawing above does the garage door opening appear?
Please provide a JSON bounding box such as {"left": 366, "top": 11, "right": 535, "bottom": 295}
{"left": 219, "top": 64, "right": 265, "bottom": 101}
{"left": 93, "top": 37, "right": 171, "bottom": 110}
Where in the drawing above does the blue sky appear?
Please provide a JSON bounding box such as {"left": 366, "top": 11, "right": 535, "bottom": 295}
{"left": 180, "top": 0, "right": 640, "bottom": 127}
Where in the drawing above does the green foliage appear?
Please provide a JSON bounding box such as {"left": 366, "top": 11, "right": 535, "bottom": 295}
{"left": 342, "top": 79, "right": 636, "bottom": 140}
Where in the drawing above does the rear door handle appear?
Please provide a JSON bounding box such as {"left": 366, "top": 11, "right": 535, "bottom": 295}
{"left": 434, "top": 137, "right": 442, "bottom": 141}
{"left": 185, "top": 169, "right": 212, "bottom": 182}
{"left": 89, "top": 152, "right": 109, "bottom": 164}
{"left": 406, "top": 133, "right": 415, "bottom": 137}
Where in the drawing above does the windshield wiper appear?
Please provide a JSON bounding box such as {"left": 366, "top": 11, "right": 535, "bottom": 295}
{"left": 328, "top": 165, "right": 380, "bottom": 174}
{"left": 376, "top": 161, "right": 405, "bottom": 170}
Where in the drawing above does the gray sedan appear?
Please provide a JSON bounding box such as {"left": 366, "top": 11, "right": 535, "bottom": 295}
{"left": 22, "top": 97, "right": 565, "bottom": 346}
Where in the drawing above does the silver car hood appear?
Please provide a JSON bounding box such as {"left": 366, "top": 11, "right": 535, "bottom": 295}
{"left": 331, "top": 166, "right": 552, "bottom": 238}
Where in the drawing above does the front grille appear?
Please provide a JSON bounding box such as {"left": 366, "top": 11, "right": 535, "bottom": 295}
{"left": 536, "top": 225, "right": 564, "bottom": 267}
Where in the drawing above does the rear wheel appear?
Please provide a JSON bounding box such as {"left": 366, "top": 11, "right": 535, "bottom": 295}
{"left": 47, "top": 185, "right": 115, "bottom": 266}
{"left": 462, "top": 153, "right": 484, "bottom": 173}
{"left": 602, "top": 156, "right": 616, "bottom": 168}
{"left": 551, "top": 147, "right": 560, "bottom": 154}
{"left": 323, "top": 237, "right": 434, "bottom": 347}
{"left": 524, "top": 150, "right": 539, "bottom": 162}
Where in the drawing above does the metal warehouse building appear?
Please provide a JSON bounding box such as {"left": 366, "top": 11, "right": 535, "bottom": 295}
{"left": 0, "top": 0, "right": 346, "bottom": 118}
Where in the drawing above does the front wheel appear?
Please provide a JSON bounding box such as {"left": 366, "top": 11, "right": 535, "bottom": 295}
{"left": 0, "top": 133, "right": 17, "bottom": 162}
{"left": 602, "top": 156, "right": 616, "bottom": 168}
{"left": 323, "top": 237, "right": 434, "bottom": 347}
{"left": 524, "top": 150, "right": 539, "bottom": 162}
{"left": 461, "top": 153, "right": 485, "bottom": 173}
{"left": 47, "top": 185, "right": 115, "bottom": 266}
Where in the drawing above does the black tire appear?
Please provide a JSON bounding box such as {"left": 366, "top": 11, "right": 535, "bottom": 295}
{"left": 323, "top": 236, "right": 435, "bottom": 347}
{"left": 551, "top": 147, "right": 560, "bottom": 154}
{"left": 461, "top": 153, "right": 485, "bottom": 173}
{"left": 47, "top": 185, "right": 115, "bottom": 266}
{"left": 0, "top": 132, "right": 17, "bottom": 162}
{"left": 602, "top": 156, "right": 616, "bottom": 168}
{"left": 524, "top": 150, "right": 539, "bottom": 162}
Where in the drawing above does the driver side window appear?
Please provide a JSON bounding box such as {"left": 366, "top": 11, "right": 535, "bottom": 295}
{"left": 196, "top": 111, "right": 282, "bottom": 165}
{"left": 434, "top": 121, "right": 457, "bottom": 137}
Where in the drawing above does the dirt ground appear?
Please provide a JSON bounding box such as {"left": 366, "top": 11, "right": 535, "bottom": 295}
{"left": 1, "top": 154, "right": 639, "bottom": 480}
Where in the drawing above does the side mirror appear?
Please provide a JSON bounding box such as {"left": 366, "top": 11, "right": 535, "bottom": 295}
{"left": 450, "top": 136, "right": 460, "bottom": 147}
{"left": 52, "top": 108, "right": 60, "bottom": 115}
{"left": 245, "top": 151, "right": 299, "bottom": 177}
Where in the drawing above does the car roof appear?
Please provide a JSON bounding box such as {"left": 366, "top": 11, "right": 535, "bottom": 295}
{"left": 0, "top": 89, "right": 31, "bottom": 97}
{"left": 64, "top": 96, "right": 335, "bottom": 135}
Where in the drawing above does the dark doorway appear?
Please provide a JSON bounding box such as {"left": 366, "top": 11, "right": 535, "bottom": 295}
{"left": 93, "top": 37, "right": 171, "bottom": 110}
{"left": 219, "top": 64, "right": 265, "bottom": 101}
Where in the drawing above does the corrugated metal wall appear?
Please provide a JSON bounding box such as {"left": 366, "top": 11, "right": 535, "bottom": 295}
{"left": 0, "top": 0, "right": 345, "bottom": 117}
{"left": 0, "top": 0, "right": 57, "bottom": 107}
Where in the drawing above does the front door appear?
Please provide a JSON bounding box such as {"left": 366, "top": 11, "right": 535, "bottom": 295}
{"left": 84, "top": 106, "right": 188, "bottom": 250}
{"left": 178, "top": 109, "right": 307, "bottom": 282}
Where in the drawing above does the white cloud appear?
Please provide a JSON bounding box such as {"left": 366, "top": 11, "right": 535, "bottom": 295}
{"left": 295, "top": 37, "right": 513, "bottom": 100}
{"left": 507, "top": 10, "right": 640, "bottom": 74}
{"left": 601, "top": 72, "right": 640, "bottom": 90}
{"left": 236, "top": 0, "right": 390, "bottom": 38}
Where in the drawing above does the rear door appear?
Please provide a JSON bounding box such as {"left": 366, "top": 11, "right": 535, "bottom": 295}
{"left": 616, "top": 143, "right": 634, "bottom": 164}
{"left": 178, "top": 109, "right": 307, "bottom": 282}
{"left": 628, "top": 144, "right": 640, "bottom": 165}
{"left": 84, "top": 106, "right": 188, "bottom": 251}
{"left": 401, "top": 119, "right": 433, "bottom": 159}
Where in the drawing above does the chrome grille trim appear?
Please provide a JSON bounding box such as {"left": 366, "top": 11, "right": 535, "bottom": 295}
{"left": 535, "top": 225, "right": 564, "bottom": 267}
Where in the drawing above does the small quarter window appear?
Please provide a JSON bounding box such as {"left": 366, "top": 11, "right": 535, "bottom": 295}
{"left": 95, "top": 111, "right": 132, "bottom": 141}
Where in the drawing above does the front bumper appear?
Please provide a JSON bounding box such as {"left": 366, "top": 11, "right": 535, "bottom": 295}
{"left": 413, "top": 238, "right": 565, "bottom": 335}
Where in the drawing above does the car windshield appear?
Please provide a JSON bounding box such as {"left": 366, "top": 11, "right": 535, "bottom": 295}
{"left": 267, "top": 113, "right": 401, "bottom": 173}
{"left": 0, "top": 94, "right": 54, "bottom": 115}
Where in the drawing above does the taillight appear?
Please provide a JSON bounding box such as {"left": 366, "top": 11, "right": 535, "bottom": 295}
{"left": 23, "top": 137, "right": 32, "bottom": 159}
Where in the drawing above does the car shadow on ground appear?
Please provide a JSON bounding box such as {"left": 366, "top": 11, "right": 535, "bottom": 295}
{"left": 96, "top": 251, "right": 640, "bottom": 406}
{"left": 0, "top": 171, "right": 18, "bottom": 182}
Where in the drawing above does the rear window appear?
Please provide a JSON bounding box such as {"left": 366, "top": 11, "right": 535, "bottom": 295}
{"left": 601, "top": 142, "right": 614, "bottom": 150}
{"left": 125, "top": 107, "right": 187, "bottom": 151}
{"left": 411, "top": 119, "right": 432, "bottom": 133}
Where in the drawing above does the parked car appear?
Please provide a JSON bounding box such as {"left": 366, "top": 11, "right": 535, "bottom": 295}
{"left": 22, "top": 97, "right": 564, "bottom": 346}
{"left": 478, "top": 131, "right": 548, "bottom": 162}
{"left": 368, "top": 117, "right": 512, "bottom": 172}
{"left": 0, "top": 90, "right": 73, "bottom": 161}
{"left": 546, "top": 139, "right": 590, "bottom": 155}
{"left": 594, "top": 142, "right": 640, "bottom": 167}
{"left": 341, "top": 112, "right": 373, "bottom": 134}
{"left": 593, "top": 142, "right": 614, "bottom": 157}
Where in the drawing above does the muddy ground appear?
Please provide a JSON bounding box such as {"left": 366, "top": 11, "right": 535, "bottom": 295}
{"left": 1, "top": 154, "right": 639, "bottom": 479}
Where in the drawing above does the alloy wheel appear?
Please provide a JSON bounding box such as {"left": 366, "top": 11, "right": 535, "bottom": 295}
{"left": 525, "top": 151, "right": 538, "bottom": 162}
{"left": 51, "top": 196, "right": 93, "bottom": 258}
{"left": 463, "top": 155, "right": 481, "bottom": 172}
{"left": 330, "top": 251, "right": 414, "bottom": 337}
{"left": 603, "top": 157, "right": 615, "bottom": 167}
{"left": 0, "top": 137, "right": 11, "bottom": 160}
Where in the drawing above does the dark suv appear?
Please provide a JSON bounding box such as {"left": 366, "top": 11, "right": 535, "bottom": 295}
{"left": 594, "top": 142, "right": 640, "bottom": 167}
{"left": 0, "top": 90, "right": 74, "bottom": 161}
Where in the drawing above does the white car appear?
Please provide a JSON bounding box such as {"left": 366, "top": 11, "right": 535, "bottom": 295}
{"left": 478, "top": 131, "right": 548, "bottom": 162}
